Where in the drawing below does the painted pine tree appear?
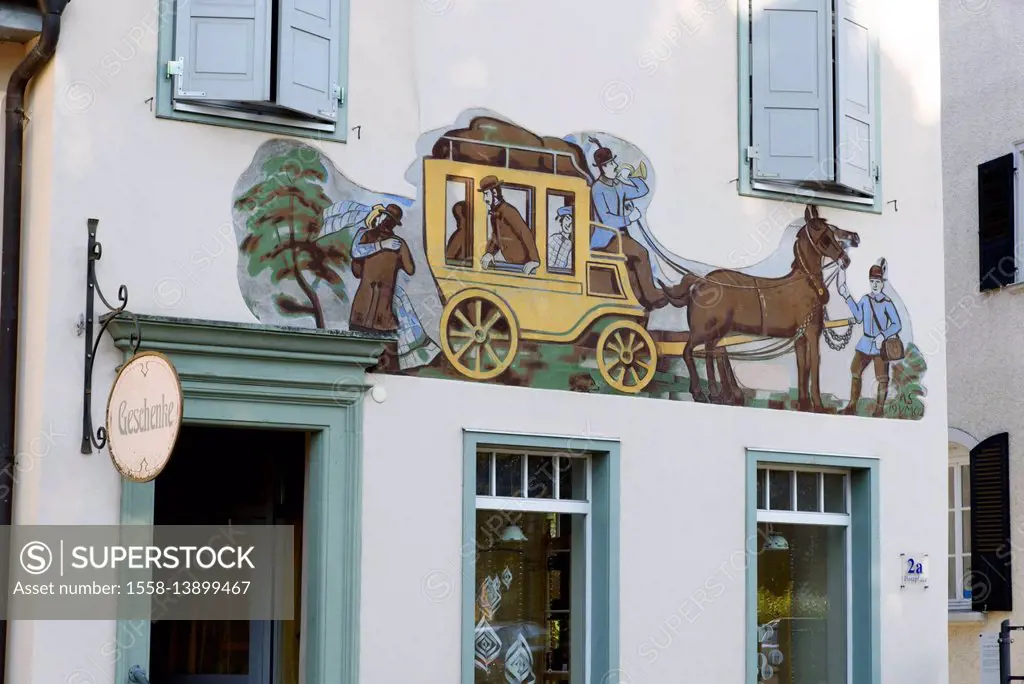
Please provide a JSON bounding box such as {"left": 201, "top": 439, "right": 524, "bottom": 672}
{"left": 235, "top": 150, "right": 350, "bottom": 328}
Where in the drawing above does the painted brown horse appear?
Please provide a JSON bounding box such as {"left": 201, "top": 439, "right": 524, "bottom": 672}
{"left": 660, "top": 206, "right": 859, "bottom": 412}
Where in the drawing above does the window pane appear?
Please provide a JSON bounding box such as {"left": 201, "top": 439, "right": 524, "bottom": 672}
{"left": 769, "top": 470, "right": 793, "bottom": 510}
{"left": 495, "top": 453, "right": 523, "bottom": 498}
{"left": 477, "top": 453, "right": 492, "bottom": 496}
{"left": 756, "top": 523, "right": 847, "bottom": 684}
{"left": 796, "top": 472, "right": 820, "bottom": 512}
{"left": 546, "top": 191, "right": 575, "bottom": 274}
{"left": 444, "top": 176, "right": 473, "bottom": 266}
{"left": 948, "top": 467, "right": 954, "bottom": 508}
{"left": 474, "top": 511, "right": 580, "bottom": 683}
{"left": 962, "top": 465, "right": 970, "bottom": 507}
{"left": 963, "top": 511, "right": 971, "bottom": 554}
{"left": 558, "top": 457, "right": 587, "bottom": 501}
{"left": 757, "top": 469, "right": 767, "bottom": 510}
{"left": 963, "top": 555, "right": 972, "bottom": 600}
{"left": 823, "top": 474, "right": 846, "bottom": 513}
{"left": 948, "top": 556, "right": 956, "bottom": 600}
{"left": 527, "top": 456, "right": 555, "bottom": 499}
{"left": 948, "top": 512, "right": 955, "bottom": 554}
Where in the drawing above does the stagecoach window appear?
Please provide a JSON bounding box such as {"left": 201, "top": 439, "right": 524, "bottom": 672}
{"left": 546, "top": 191, "right": 576, "bottom": 274}
{"left": 445, "top": 176, "right": 474, "bottom": 266}
{"left": 473, "top": 449, "right": 592, "bottom": 684}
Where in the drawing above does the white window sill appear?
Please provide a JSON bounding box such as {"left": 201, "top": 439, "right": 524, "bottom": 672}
{"left": 948, "top": 610, "right": 986, "bottom": 623}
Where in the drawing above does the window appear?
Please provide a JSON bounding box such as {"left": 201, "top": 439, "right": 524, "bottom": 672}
{"left": 484, "top": 184, "right": 537, "bottom": 272}
{"left": 948, "top": 456, "right": 972, "bottom": 609}
{"left": 739, "top": 0, "right": 881, "bottom": 210}
{"left": 748, "top": 453, "right": 879, "bottom": 684}
{"left": 755, "top": 466, "right": 850, "bottom": 684}
{"left": 473, "top": 451, "right": 588, "bottom": 683}
{"left": 463, "top": 433, "right": 620, "bottom": 684}
{"left": 446, "top": 176, "right": 474, "bottom": 267}
{"left": 956, "top": 432, "right": 1013, "bottom": 614}
{"left": 546, "top": 191, "right": 575, "bottom": 275}
{"left": 157, "top": 0, "right": 349, "bottom": 140}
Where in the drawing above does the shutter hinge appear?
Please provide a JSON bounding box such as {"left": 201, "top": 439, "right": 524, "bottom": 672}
{"left": 745, "top": 146, "right": 759, "bottom": 162}
{"left": 873, "top": 163, "right": 880, "bottom": 183}
{"left": 167, "top": 58, "right": 206, "bottom": 98}
{"left": 317, "top": 84, "right": 342, "bottom": 120}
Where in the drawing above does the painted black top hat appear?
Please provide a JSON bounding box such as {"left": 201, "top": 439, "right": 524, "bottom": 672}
{"left": 589, "top": 136, "right": 616, "bottom": 168}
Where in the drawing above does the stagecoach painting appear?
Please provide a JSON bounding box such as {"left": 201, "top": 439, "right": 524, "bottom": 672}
{"left": 231, "top": 109, "right": 927, "bottom": 420}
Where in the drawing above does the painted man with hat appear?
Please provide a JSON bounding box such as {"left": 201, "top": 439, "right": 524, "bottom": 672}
{"left": 479, "top": 175, "right": 541, "bottom": 275}
{"left": 548, "top": 204, "right": 575, "bottom": 271}
{"left": 349, "top": 203, "right": 415, "bottom": 334}
{"left": 588, "top": 137, "right": 668, "bottom": 309}
{"left": 836, "top": 259, "right": 902, "bottom": 417}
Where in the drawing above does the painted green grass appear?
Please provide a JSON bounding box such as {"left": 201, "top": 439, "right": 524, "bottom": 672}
{"left": 401, "top": 341, "right": 927, "bottom": 420}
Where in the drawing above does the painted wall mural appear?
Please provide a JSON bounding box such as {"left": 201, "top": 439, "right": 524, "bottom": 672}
{"left": 231, "top": 109, "right": 927, "bottom": 419}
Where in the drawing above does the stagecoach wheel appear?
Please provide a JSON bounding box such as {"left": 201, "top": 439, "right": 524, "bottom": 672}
{"left": 596, "top": 320, "right": 658, "bottom": 394}
{"left": 440, "top": 292, "right": 519, "bottom": 381}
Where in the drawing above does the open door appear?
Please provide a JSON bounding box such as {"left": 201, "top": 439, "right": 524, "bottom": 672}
{"left": 131, "top": 426, "right": 306, "bottom": 684}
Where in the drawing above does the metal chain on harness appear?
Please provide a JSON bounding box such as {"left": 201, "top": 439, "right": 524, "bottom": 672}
{"left": 822, "top": 307, "right": 853, "bottom": 351}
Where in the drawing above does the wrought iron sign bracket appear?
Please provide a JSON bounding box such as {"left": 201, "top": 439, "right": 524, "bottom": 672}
{"left": 79, "top": 218, "right": 141, "bottom": 454}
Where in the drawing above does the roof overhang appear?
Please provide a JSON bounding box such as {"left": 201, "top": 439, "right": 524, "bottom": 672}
{"left": 0, "top": 2, "right": 41, "bottom": 44}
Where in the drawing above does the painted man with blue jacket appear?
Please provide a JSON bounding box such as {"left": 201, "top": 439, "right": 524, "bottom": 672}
{"left": 837, "top": 261, "right": 902, "bottom": 416}
{"left": 588, "top": 137, "right": 667, "bottom": 309}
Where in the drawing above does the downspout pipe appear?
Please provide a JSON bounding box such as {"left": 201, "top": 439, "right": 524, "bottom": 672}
{"left": 0, "top": 0, "right": 68, "bottom": 681}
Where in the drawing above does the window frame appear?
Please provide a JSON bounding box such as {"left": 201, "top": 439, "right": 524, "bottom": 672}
{"left": 948, "top": 454, "right": 972, "bottom": 610}
{"left": 736, "top": 0, "right": 885, "bottom": 215}
{"left": 746, "top": 451, "right": 880, "bottom": 684}
{"left": 155, "top": 0, "right": 351, "bottom": 142}
{"left": 462, "top": 430, "right": 620, "bottom": 684}
{"left": 1010, "top": 140, "right": 1024, "bottom": 286}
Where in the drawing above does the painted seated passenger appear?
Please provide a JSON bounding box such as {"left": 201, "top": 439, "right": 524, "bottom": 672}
{"left": 548, "top": 205, "right": 574, "bottom": 271}
{"left": 478, "top": 175, "right": 541, "bottom": 275}
{"left": 445, "top": 200, "right": 470, "bottom": 262}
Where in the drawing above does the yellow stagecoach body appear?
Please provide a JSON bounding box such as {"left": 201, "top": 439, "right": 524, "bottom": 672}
{"left": 423, "top": 156, "right": 646, "bottom": 344}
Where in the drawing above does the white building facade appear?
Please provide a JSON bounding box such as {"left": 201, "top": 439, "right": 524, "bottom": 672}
{"left": 0, "top": 0, "right": 948, "bottom": 683}
{"left": 943, "top": 1, "right": 1024, "bottom": 682}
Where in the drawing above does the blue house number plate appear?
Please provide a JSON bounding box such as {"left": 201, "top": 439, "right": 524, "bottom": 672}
{"left": 900, "top": 553, "right": 929, "bottom": 587}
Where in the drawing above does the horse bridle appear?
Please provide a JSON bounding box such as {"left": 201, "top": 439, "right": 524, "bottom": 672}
{"left": 796, "top": 222, "right": 848, "bottom": 297}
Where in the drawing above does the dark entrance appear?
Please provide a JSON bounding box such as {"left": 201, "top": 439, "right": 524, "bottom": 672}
{"left": 149, "top": 426, "right": 305, "bottom": 684}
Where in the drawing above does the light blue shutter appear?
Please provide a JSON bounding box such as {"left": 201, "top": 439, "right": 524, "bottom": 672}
{"left": 173, "top": 0, "right": 271, "bottom": 102}
{"left": 277, "top": 0, "right": 343, "bottom": 123}
{"left": 835, "top": 0, "right": 877, "bottom": 195}
{"left": 750, "top": 0, "right": 832, "bottom": 183}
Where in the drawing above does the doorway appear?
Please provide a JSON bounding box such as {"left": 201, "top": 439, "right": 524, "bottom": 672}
{"left": 148, "top": 426, "right": 306, "bottom": 684}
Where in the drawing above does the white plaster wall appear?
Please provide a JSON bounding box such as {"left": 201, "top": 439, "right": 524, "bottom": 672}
{"left": 942, "top": 1, "right": 1024, "bottom": 682}
{"left": 361, "top": 374, "right": 949, "bottom": 683}
{"left": 5, "top": 0, "right": 948, "bottom": 682}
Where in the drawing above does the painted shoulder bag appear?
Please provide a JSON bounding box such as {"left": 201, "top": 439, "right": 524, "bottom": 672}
{"left": 868, "top": 299, "right": 904, "bottom": 362}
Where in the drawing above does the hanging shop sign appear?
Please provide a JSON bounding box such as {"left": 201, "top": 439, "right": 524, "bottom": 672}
{"left": 105, "top": 351, "right": 183, "bottom": 482}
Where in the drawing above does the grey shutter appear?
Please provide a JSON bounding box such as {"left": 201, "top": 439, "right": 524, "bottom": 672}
{"left": 834, "top": 0, "right": 877, "bottom": 195}
{"left": 970, "top": 432, "right": 1012, "bottom": 613}
{"left": 276, "top": 0, "right": 343, "bottom": 123}
{"left": 750, "top": 0, "right": 832, "bottom": 183}
{"left": 172, "top": 0, "right": 271, "bottom": 102}
{"left": 978, "top": 154, "right": 1017, "bottom": 290}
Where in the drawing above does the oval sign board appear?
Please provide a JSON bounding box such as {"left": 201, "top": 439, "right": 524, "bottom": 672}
{"left": 105, "top": 351, "right": 183, "bottom": 482}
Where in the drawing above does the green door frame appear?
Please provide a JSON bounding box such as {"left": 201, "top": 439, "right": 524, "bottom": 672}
{"left": 106, "top": 315, "right": 388, "bottom": 684}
